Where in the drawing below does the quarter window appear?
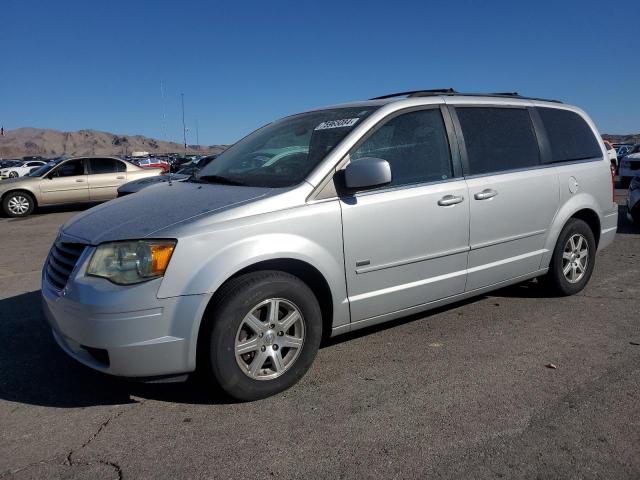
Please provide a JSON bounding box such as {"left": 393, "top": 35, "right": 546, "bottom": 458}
{"left": 457, "top": 107, "right": 540, "bottom": 175}
{"left": 351, "top": 109, "right": 453, "bottom": 187}
{"left": 537, "top": 107, "right": 601, "bottom": 162}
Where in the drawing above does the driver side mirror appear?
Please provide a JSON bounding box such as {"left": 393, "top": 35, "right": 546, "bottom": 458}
{"left": 344, "top": 157, "right": 392, "bottom": 190}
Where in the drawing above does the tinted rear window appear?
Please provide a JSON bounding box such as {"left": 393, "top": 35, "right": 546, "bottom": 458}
{"left": 89, "top": 158, "right": 126, "bottom": 173}
{"left": 456, "top": 107, "right": 540, "bottom": 175}
{"left": 537, "top": 107, "right": 601, "bottom": 162}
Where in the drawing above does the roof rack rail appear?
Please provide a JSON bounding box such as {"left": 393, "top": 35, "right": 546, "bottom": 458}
{"left": 370, "top": 89, "right": 457, "bottom": 100}
{"left": 369, "top": 90, "right": 562, "bottom": 103}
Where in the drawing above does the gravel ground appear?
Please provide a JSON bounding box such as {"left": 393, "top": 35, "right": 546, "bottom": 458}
{"left": 0, "top": 190, "right": 638, "bottom": 479}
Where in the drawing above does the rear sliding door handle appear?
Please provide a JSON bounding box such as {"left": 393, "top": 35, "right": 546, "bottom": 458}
{"left": 474, "top": 189, "right": 498, "bottom": 200}
{"left": 437, "top": 195, "right": 464, "bottom": 206}
{"left": 116, "top": 176, "right": 125, "bottom": 179}
{"left": 75, "top": 178, "right": 85, "bottom": 183}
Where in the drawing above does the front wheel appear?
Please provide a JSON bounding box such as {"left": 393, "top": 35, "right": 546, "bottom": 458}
{"left": 8, "top": 171, "right": 19, "bottom": 178}
{"left": 202, "top": 271, "right": 322, "bottom": 401}
{"left": 542, "top": 218, "right": 596, "bottom": 296}
{"left": 2, "top": 191, "right": 35, "bottom": 217}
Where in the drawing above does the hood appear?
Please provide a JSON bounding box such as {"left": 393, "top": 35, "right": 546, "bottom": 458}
{"left": 62, "top": 181, "right": 272, "bottom": 244}
{"left": 118, "top": 173, "right": 189, "bottom": 193}
{"left": 0, "top": 175, "right": 38, "bottom": 192}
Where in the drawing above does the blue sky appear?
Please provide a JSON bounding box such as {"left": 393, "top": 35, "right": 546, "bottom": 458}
{"left": 2, "top": 0, "right": 638, "bottom": 145}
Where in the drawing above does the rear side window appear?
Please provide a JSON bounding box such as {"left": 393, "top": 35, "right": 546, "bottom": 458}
{"left": 89, "top": 158, "right": 126, "bottom": 174}
{"left": 351, "top": 108, "right": 453, "bottom": 187}
{"left": 456, "top": 107, "right": 540, "bottom": 175}
{"left": 537, "top": 107, "right": 601, "bottom": 162}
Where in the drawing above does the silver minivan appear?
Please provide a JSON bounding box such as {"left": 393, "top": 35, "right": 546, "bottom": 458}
{"left": 42, "top": 90, "right": 618, "bottom": 400}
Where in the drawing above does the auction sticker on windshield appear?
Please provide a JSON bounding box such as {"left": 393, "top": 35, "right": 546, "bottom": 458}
{"left": 315, "top": 118, "right": 360, "bottom": 130}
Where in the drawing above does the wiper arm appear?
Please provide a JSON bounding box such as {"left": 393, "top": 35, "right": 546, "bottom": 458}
{"left": 197, "top": 175, "right": 246, "bottom": 186}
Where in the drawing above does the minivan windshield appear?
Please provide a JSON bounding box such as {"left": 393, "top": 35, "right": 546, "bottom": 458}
{"left": 196, "top": 106, "right": 378, "bottom": 188}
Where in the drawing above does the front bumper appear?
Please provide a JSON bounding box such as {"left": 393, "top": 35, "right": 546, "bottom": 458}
{"left": 598, "top": 209, "right": 618, "bottom": 251}
{"left": 41, "top": 251, "right": 212, "bottom": 377}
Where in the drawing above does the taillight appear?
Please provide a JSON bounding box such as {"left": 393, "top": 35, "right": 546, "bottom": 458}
{"left": 610, "top": 163, "right": 616, "bottom": 203}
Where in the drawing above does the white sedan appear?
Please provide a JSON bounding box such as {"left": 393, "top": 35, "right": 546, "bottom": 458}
{"left": 0, "top": 160, "right": 47, "bottom": 179}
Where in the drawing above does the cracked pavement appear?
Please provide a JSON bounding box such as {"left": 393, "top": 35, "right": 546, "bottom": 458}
{"left": 0, "top": 190, "right": 639, "bottom": 479}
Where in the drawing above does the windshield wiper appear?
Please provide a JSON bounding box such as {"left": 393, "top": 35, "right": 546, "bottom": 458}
{"left": 196, "top": 175, "right": 247, "bottom": 186}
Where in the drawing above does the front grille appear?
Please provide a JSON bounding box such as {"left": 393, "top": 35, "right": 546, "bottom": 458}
{"left": 46, "top": 241, "right": 86, "bottom": 290}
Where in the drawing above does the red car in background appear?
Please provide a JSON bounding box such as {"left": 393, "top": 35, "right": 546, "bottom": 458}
{"left": 136, "top": 157, "right": 170, "bottom": 173}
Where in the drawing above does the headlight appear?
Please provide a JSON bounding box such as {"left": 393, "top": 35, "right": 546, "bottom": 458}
{"left": 87, "top": 240, "right": 176, "bottom": 285}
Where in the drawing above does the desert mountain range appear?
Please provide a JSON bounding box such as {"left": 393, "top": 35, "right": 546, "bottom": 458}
{"left": 0, "top": 128, "right": 227, "bottom": 159}
{"left": 602, "top": 133, "right": 640, "bottom": 145}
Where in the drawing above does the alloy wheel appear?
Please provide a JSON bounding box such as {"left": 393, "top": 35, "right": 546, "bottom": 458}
{"left": 234, "top": 298, "right": 305, "bottom": 380}
{"left": 562, "top": 234, "right": 589, "bottom": 283}
{"left": 7, "top": 195, "right": 30, "bottom": 215}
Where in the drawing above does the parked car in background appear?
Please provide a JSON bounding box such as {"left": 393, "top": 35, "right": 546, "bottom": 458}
{"left": 41, "top": 90, "right": 616, "bottom": 401}
{"left": 0, "top": 160, "right": 47, "bottom": 179}
{"left": 628, "top": 175, "right": 640, "bottom": 224}
{"left": 614, "top": 144, "right": 634, "bottom": 158}
{"left": 603, "top": 140, "right": 618, "bottom": 171}
{"left": 0, "top": 159, "right": 24, "bottom": 171}
{"left": 618, "top": 144, "right": 640, "bottom": 187}
{"left": 135, "top": 157, "right": 171, "bottom": 173}
{"left": 117, "top": 155, "right": 217, "bottom": 196}
{"left": 0, "top": 156, "right": 162, "bottom": 217}
{"left": 166, "top": 155, "right": 203, "bottom": 172}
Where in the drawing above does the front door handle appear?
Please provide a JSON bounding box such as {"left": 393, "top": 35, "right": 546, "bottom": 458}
{"left": 474, "top": 189, "right": 498, "bottom": 200}
{"left": 116, "top": 176, "right": 125, "bottom": 180}
{"left": 75, "top": 178, "right": 85, "bottom": 183}
{"left": 438, "top": 194, "right": 464, "bottom": 206}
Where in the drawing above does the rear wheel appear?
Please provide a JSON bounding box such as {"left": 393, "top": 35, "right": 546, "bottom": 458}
{"left": 542, "top": 218, "right": 596, "bottom": 296}
{"left": 202, "top": 271, "right": 322, "bottom": 401}
{"left": 2, "top": 191, "right": 35, "bottom": 217}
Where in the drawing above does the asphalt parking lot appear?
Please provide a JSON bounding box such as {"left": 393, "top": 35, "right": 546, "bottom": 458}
{"left": 1, "top": 189, "right": 639, "bottom": 479}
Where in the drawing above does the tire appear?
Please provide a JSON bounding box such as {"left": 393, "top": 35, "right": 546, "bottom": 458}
{"left": 8, "top": 171, "right": 18, "bottom": 178}
{"left": 202, "top": 271, "right": 322, "bottom": 401}
{"left": 2, "top": 191, "right": 35, "bottom": 217}
{"left": 542, "top": 218, "right": 596, "bottom": 296}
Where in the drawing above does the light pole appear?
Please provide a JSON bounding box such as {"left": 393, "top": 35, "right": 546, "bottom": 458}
{"left": 195, "top": 117, "right": 199, "bottom": 149}
{"left": 181, "top": 93, "right": 187, "bottom": 156}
